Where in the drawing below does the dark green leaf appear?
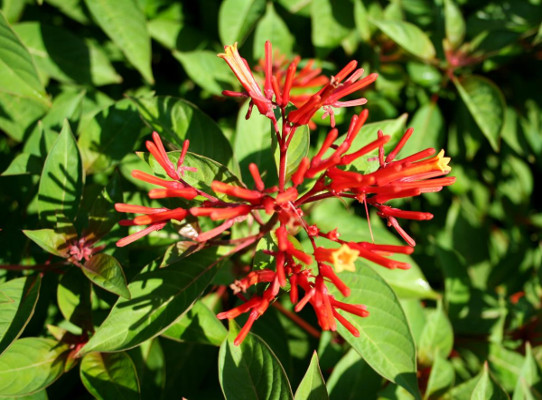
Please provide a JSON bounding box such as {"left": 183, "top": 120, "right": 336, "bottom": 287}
{"left": 326, "top": 348, "right": 381, "bottom": 400}
{"left": 218, "top": 0, "right": 266, "bottom": 45}
{"left": 43, "top": 0, "right": 90, "bottom": 24}
{"left": 253, "top": 2, "right": 294, "bottom": 58}
{"left": 218, "top": 320, "right": 294, "bottom": 400}
{"left": 0, "top": 12, "right": 48, "bottom": 104}
{"left": 78, "top": 99, "right": 143, "bottom": 174}
{"left": 128, "top": 339, "right": 165, "bottom": 398}
{"left": 79, "top": 247, "right": 218, "bottom": 354}
{"left": 294, "top": 352, "right": 328, "bottom": 400}
{"left": 400, "top": 103, "right": 444, "bottom": 157}
{"left": 85, "top": 171, "right": 123, "bottom": 242}
{"left": 38, "top": 120, "right": 84, "bottom": 224}
{"left": 161, "top": 300, "right": 227, "bottom": 346}
{"left": 13, "top": 22, "right": 121, "bottom": 86}
{"left": 84, "top": 0, "right": 153, "bottom": 83}
{"left": 0, "top": 276, "right": 41, "bottom": 356}
{"left": 131, "top": 96, "right": 233, "bottom": 167}
{"left": 331, "top": 266, "right": 420, "bottom": 399}
{"left": 453, "top": 76, "right": 505, "bottom": 152}
{"left": 370, "top": 19, "right": 436, "bottom": 60}
{"left": 80, "top": 352, "right": 140, "bottom": 400}
{"left": 0, "top": 338, "right": 69, "bottom": 396}
{"left": 512, "top": 343, "right": 540, "bottom": 400}
{"left": 83, "top": 254, "right": 130, "bottom": 299}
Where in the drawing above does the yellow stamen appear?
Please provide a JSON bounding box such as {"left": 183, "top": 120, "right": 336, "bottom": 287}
{"left": 331, "top": 244, "right": 359, "bottom": 273}
{"left": 436, "top": 149, "right": 451, "bottom": 173}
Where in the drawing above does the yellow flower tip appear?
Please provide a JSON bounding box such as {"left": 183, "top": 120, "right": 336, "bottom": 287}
{"left": 331, "top": 244, "right": 359, "bottom": 273}
{"left": 436, "top": 149, "right": 452, "bottom": 173}
{"left": 217, "top": 42, "right": 239, "bottom": 60}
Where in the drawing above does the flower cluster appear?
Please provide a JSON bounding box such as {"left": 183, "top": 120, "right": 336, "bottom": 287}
{"left": 116, "top": 42, "right": 454, "bottom": 345}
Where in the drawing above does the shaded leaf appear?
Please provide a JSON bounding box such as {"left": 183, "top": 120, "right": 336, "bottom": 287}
{"left": 0, "top": 12, "right": 48, "bottom": 104}
{"left": 0, "top": 276, "right": 41, "bottom": 356}
{"left": 311, "top": 0, "right": 354, "bottom": 51}
{"left": 294, "top": 352, "right": 328, "bottom": 400}
{"left": 79, "top": 247, "right": 219, "bottom": 354}
{"left": 326, "top": 348, "right": 381, "bottom": 400}
{"left": 14, "top": 22, "right": 121, "bottom": 86}
{"left": 38, "top": 120, "right": 84, "bottom": 224}
{"left": 425, "top": 355, "right": 455, "bottom": 399}
{"left": 57, "top": 269, "right": 93, "bottom": 331}
{"left": 161, "top": 300, "right": 227, "bottom": 346}
{"left": 453, "top": 75, "right": 505, "bottom": 152}
{"left": 80, "top": 352, "right": 140, "bottom": 400}
{"left": 512, "top": 343, "right": 541, "bottom": 400}
{"left": 2, "top": 153, "right": 43, "bottom": 176}
{"left": 78, "top": 99, "right": 143, "bottom": 174}
{"left": 370, "top": 19, "right": 436, "bottom": 60}
{"left": 83, "top": 254, "right": 130, "bottom": 299}
{"left": 218, "top": 320, "right": 294, "bottom": 400}
{"left": 400, "top": 102, "right": 444, "bottom": 158}
{"left": 84, "top": 0, "right": 153, "bottom": 83}
{"left": 0, "top": 338, "right": 69, "bottom": 396}
{"left": 444, "top": 0, "right": 466, "bottom": 49}
{"left": 0, "top": 92, "right": 47, "bottom": 142}
{"left": 132, "top": 96, "right": 233, "bottom": 167}
{"left": 218, "top": 0, "right": 266, "bottom": 45}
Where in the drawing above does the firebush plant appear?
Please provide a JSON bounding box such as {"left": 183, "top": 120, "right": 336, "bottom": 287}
{"left": 0, "top": 0, "right": 541, "bottom": 399}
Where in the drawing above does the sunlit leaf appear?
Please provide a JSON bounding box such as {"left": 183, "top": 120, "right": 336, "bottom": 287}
{"left": 294, "top": 352, "right": 328, "bottom": 400}
{"left": 83, "top": 254, "right": 130, "bottom": 299}
{"left": 218, "top": 0, "right": 266, "bottom": 45}
{"left": 370, "top": 19, "right": 436, "bottom": 60}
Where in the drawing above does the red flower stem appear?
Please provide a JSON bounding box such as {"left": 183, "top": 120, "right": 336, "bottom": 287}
{"left": 272, "top": 301, "right": 321, "bottom": 339}
{"left": 0, "top": 262, "right": 67, "bottom": 272}
{"left": 178, "top": 178, "right": 219, "bottom": 202}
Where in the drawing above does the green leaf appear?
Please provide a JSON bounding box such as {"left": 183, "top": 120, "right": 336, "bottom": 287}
{"left": 84, "top": 0, "right": 153, "bottom": 83}
{"left": 418, "top": 301, "right": 454, "bottom": 366}
{"left": 0, "top": 92, "right": 47, "bottom": 142}
{"left": 161, "top": 300, "right": 227, "bottom": 346}
{"left": 78, "top": 98, "right": 143, "bottom": 174}
{"left": 218, "top": 0, "right": 266, "bottom": 45}
{"left": 57, "top": 269, "right": 93, "bottom": 331}
{"left": 128, "top": 339, "right": 165, "bottom": 398}
{"left": 444, "top": 0, "right": 466, "bottom": 49}
{"left": 0, "top": 12, "right": 48, "bottom": 104}
{"left": 22, "top": 228, "right": 75, "bottom": 257}
{"left": 294, "top": 352, "right": 328, "bottom": 400}
{"left": 310, "top": 198, "right": 437, "bottom": 300}
{"left": 43, "top": 0, "right": 90, "bottom": 24}
{"left": 1, "top": 0, "right": 26, "bottom": 23}
{"left": 399, "top": 102, "right": 444, "bottom": 157}
{"left": 218, "top": 320, "right": 294, "bottom": 400}
{"left": 1, "top": 153, "right": 42, "bottom": 176}
{"left": 471, "top": 363, "right": 509, "bottom": 400}
{"left": 370, "top": 19, "right": 436, "bottom": 60}
{"left": 343, "top": 114, "right": 407, "bottom": 172}
{"left": 234, "top": 100, "right": 277, "bottom": 187}
{"left": 0, "top": 276, "right": 41, "bottom": 356}
{"left": 453, "top": 75, "right": 505, "bottom": 152}
{"left": 13, "top": 22, "right": 121, "bottom": 86}
{"left": 145, "top": 150, "right": 241, "bottom": 198}
{"left": 311, "top": 0, "right": 354, "bottom": 51}
{"left": 0, "top": 338, "right": 69, "bottom": 396}
{"left": 425, "top": 355, "right": 455, "bottom": 399}
{"left": 173, "top": 50, "right": 236, "bottom": 95}
{"left": 331, "top": 266, "right": 420, "bottom": 399}
{"left": 253, "top": 2, "right": 294, "bottom": 59}
{"left": 131, "top": 96, "right": 233, "bottom": 167}
{"left": 326, "top": 348, "right": 381, "bottom": 400}
{"left": 83, "top": 254, "right": 130, "bottom": 299}
{"left": 512, "top": 343, "right": 541, "bottom": 400}
{"left": 275, "top": 124, "right": 310, "bottom": 181}
{"left": 353, "top": 0, "right": 371, "bottom": 42}
{"left": 80, "top": 352, "right": 140, "bottom": 400}
{"left": 38, "top": 120, "right": 84, "bottom": 224}
{"left": 79, "top": 247, "right": 218, "bottom": 355}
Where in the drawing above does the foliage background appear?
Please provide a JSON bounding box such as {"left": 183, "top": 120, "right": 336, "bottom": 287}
{"left": 0, "top": 0, "right": 541, "bottom": 399}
